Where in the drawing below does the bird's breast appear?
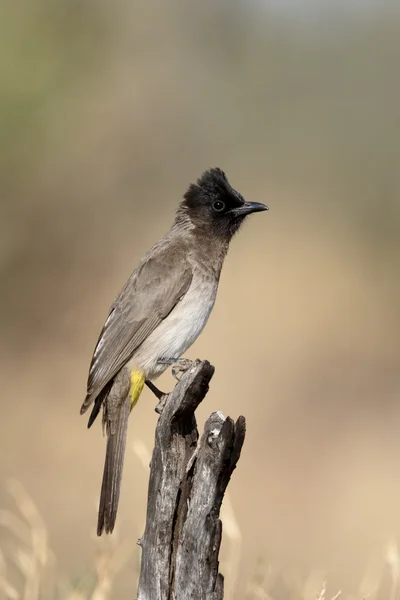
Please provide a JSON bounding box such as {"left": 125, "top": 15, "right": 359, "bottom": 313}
{"left": 130, "top": 274, "right": 218, "bottom": 379}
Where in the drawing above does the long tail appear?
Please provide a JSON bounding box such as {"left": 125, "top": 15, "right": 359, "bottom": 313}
{"left": 97, "top": 393, "right": 130, "bottom": 535}
{"left": 96, "top": 369, "right": 145, "bottom": 535}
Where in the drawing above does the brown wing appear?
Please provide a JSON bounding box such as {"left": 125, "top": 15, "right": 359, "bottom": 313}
{"left": 80, "top": 241, "right": 193, "bottom": 417}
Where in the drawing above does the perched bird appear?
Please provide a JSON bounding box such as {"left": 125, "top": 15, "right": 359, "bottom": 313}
{"left": 81, "top": 168, "right": 268, "bottom": 535}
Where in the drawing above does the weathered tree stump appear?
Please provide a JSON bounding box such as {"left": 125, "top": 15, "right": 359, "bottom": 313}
{"left": 137, "top": 360, "right": 246, "bottom": 600}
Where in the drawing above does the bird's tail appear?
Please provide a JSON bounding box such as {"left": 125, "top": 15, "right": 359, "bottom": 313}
{"left": 97, "top": 369, "right": 145, "bottom": 535}
{"left": 97, "top": 394, "right": 130, "bottom": 535}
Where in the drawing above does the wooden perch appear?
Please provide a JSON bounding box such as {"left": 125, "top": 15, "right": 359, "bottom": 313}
{"left": 137, "top": 360, "right": 246, "bottom": 600}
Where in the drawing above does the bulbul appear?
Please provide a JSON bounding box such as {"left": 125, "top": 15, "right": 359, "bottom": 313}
{"left": 81, "top": 168, "right": 268, "bottom": 535}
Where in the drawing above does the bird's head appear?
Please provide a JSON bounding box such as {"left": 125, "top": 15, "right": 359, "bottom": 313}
{"left": 177, "top": 168, "right": 268, "bottom": 240}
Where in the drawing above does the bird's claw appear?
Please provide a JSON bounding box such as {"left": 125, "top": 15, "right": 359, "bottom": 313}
{"left": 172, "top": 358, "right": 194, "bottom": 381}
{"left": 155, "top": 394, "right": 169, "bottom": 414}
{"left": 158, "top": 357, "right": 196, "bottom": 381}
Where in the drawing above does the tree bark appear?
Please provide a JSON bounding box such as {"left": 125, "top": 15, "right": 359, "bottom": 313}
{"left": 137, "top": 360, "right": 246, "bottom": 600}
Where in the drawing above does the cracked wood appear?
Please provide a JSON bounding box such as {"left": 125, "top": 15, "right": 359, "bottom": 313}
{"left": 137, "top": 360, "right": 246, "bottom": 600}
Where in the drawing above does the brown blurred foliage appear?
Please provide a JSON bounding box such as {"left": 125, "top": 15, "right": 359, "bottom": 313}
{"left": 1, "top": 1, "right": 400, "bottom": 598}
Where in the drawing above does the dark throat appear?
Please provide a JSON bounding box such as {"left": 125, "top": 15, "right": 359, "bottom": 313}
{"left": 173, "top": 207, "right": 232, "bottom": 278}
{"left": 190, "top": 226, "right": 230, "bottom": 280}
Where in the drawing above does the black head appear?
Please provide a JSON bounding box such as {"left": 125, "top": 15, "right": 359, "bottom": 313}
{"left": 178, "top": 168, "right": 268, "bottom": 240}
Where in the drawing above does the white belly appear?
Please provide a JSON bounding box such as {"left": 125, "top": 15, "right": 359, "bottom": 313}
{"left": 129, "top": 275, "right": 218, "bottom": 379}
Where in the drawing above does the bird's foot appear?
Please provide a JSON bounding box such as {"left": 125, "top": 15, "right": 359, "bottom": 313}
{"left": 171, "top": 359, "right": 193, "bottom": 381}
{"left": 145, "top": 380, "right": 168, "bottom": 414}
{"left": 158, "top": 357, "right": 196, "bottom": 381}
{"left": 155, "top": 393, "right": 169, "bottom": 415}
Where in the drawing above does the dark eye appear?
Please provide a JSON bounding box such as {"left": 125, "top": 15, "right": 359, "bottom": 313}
{"left": 213, "top": 200, "right": 225, "bottom": 212}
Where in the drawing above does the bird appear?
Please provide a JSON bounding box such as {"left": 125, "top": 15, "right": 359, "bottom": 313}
{"left": 81, "top": 167, "right": 268, "bottom": 535}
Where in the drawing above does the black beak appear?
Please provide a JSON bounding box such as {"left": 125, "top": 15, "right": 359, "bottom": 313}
{"left": 233, "top": 201, "right": 269, "bottom": 217}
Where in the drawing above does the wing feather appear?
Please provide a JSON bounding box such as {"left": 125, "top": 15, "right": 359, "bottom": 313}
{"left": 81, "top": 241, "right": 192, "bottom": 416}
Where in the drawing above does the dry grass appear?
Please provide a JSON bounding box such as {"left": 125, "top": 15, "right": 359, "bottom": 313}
{"left": 2, "top": 2, "right": 400, "bottom": 597}
{"left": 1, "top": 445, "right": 399, "bottom": 600}
{"left": 0, "top": 480, "right": 136, "bottom": 600}
{"left": 243, "top": 542, "right": 400, "bottom": 600}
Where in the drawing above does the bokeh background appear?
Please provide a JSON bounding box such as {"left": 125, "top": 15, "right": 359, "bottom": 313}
{"left": 1, "top": 1, "right": 400, "bottom": 598}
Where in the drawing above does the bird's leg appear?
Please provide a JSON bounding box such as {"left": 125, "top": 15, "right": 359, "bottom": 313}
{"left": 145, "top": 380, "right": 169, "bottom": 415}
{"left": 145, "top": 380, "right": 165, "bottom": 400}
{"left": 158, "top": 357, "right": 196, "bottom": 381}
{"left": 154, "top": 395, "right": 168, "bottom": 415}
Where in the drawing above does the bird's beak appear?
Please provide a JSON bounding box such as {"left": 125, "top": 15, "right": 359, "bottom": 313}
{"left": 233, "top": 202, "right": 269, "bottom": 216}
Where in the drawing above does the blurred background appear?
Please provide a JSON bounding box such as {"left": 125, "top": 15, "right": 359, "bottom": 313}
{"left": 1, "top": 0, "right": 400, "bottom": 598}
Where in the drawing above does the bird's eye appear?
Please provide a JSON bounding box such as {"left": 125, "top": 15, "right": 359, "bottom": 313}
{"left": 213, "top": 200, "right": 225, "bottom": 212}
